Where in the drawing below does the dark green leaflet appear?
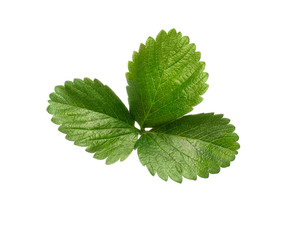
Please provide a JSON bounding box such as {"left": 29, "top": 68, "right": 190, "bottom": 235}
{"left": 126, "top": 29, "right": 208, "bottom": 128}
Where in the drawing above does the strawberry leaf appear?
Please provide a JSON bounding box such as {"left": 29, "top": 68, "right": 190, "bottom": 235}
{"left": 47, "top": 29, "right": 240, "bottom": 182}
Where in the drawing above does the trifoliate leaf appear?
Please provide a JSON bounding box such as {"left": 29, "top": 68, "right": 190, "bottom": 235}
{"left": 47, "top": 78, "right": 139, "bottom": 164}
{"left": 136, "top": 113, "right": 239, "bottom": 183}
{"left": 47, "top": 29, "right": 240, "bottom": 182}
{"left": 126, "top": 29, "right": 208, "bottom": 128}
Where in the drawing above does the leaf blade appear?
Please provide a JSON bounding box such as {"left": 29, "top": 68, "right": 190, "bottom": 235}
{"left": 136, "top": 113, "right": 239, "bottom": 182}
{"left": 127, "top": 29, "right": 208, "bottom": 128}
{"left": 48, "top": 78, "right": 139, "bottom": 164}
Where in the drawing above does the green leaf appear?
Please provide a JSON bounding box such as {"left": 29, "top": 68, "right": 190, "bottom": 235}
{"left": 47, "top": 29, "right": 240, "bottom": 182}
{"left": 136, "top": 113, "right": 239, "bottom": 183}
{"left": 47, "top": 78, "right": 139, "bottom": 164}
{"left": 126, "top": 29, "right": 209, "bottom": 128}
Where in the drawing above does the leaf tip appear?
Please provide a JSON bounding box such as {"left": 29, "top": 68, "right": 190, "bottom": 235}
{"left": 156, "top": 29, "right": 167, "bottom": 41}
{"left": 168, "top": 28, "right": 177, "bottom": 35}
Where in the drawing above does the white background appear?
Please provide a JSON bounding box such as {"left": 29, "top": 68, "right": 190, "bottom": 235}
{"left": 1, "top": 0, "right": 290, "bottom": 239}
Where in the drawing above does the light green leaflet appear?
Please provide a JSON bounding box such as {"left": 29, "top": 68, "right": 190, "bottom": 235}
{"left": 47, "top": 78, "right": 138, "bottom": 165}
{"left": 48, "top": 29, "right": 240, "bottom": 182}
{"left": 136, "top": 114, "right": 239, "bottom": 183}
